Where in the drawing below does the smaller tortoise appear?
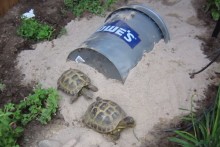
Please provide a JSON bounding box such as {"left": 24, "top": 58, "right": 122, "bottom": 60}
{"left": 57, "top": 68, "right": 98, "bottom": 103}
{"left": 83, "top": 97, "right": 135, "bottom": 140}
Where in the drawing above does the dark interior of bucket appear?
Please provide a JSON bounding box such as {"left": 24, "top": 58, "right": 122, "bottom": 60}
{"left": 67, "top": 48, "right": 122, "bottom": 81}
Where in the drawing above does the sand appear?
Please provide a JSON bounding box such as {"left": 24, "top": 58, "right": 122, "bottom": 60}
{"left": 17, "top": 0, "right": 218, "bottom": 146}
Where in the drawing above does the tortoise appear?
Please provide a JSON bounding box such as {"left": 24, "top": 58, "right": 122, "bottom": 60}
{"left": 57, "top": 68, "right": 98, "bottom": 103}
{"left": 83, "top": 97, "right": 135, "bottom": 140}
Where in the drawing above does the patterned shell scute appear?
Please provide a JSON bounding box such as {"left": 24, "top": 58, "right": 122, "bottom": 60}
{"left": 83, "top": 98, "right": 126, "bottom": 133}
{"left": 57, "top": 69, "right": 90, "bottom": 95}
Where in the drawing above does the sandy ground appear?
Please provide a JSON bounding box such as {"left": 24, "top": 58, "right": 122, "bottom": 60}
{"left": 17, "top": 0, "right": 218, "bottom": 146}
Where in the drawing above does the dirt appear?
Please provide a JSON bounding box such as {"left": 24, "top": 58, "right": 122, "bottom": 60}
{"left": 0, "top": 0, "right": 219, "bottom": 146}
{"left": 190, "top": 0, "right": 220, "bottom": 112}
{"left": 0, "top": 0, "right": 72, "bottom": 107}
{"left": 192, "top": 0, "right": 220, "bottom": 60}
{"left": 0, "top": 0, "right": 128, "bottom": 107}
{"left": 142, "top": 1, "right": 220, "bottom": 146}
{"left": 0, "top": 0, "right": 127, "bottom": 146}
{"left": 0, "top": 1, "right": 74, "bottom": 145}
{"left": 140, "top": 85, "right": 219, "bottom": 147}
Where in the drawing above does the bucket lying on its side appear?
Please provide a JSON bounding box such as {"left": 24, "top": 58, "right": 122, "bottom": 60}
{"left": 68, "top": 4, "right": 170, "bottom": 83}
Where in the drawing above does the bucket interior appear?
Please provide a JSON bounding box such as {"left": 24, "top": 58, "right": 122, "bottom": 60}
{"left": 68, "top": 48, "right": 122, "bottom": 81}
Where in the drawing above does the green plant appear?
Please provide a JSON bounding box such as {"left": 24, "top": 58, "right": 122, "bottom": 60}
{"left": 206, "top": 0, "right": 220, "bottom": 20}
{"left": 0, "top": 86, "right": 59, "bottom": 146}
{"left": 57, "top": 27, "right": 67, "bottom": 38}
{"left": 64, "top": 0, "right": 117, "bottom": 17}
{"left": 17, "top": 18, "right": 54, "bottom": 40}
{"left": 0, "top": 108, "right": 23, "bottom": 147}
{"left": 0, "top": 81, "right": 6, "bottom": 92}
{"left": 169, "top": 86, "right": 220, "bottom": 147}
{"left": 18, "top": 85, "right": 59, "bottom": 125}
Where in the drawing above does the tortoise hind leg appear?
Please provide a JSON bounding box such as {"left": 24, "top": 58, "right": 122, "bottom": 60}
{"left": 81, "top": 88, "right": 93, "bottom": 100}
{"left": 108, "top": 131, "right": 120, "bottom": 141}
{"left": 87, "top": 84, "right": 98, "bottom": 92}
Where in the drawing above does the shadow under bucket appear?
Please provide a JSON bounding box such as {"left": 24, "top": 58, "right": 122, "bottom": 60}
{"left": 68, "top": 4, "right": 170, "bottom": 83}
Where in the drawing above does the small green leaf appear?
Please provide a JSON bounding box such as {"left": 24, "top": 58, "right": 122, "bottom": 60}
{"left": 169, "top": 137, "right": 195, "bottom": 147}
{"left": 212, "top": 9, "right": 220, "bottom": 20}
{"left": 174, "top": 130, "right": 198, "bottom": 144}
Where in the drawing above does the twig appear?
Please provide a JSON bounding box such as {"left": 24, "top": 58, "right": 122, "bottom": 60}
{"left": 133, "top": 128, "right": 140, "bottom": 142}
{"left": 189, "top": 49, "right": 220, "bottom": 78}
{"left": 212, "top": 18, "right": 220, "bottom": 38}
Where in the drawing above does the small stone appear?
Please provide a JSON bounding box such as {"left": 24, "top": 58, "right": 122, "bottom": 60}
{"left": 24, "top": 138, "right": 29, "bottom": 142}
{"left": 65, "top": 122, "right": 70, "bottom": 127}
{"left": 38, "top": 139, "right": 62, "bottom": 147}
{"left": 63, "top": 139, "right": 78, "bottom": 147}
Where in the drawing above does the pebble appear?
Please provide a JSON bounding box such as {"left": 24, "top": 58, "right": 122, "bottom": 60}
{"left": 38, "top": 139, "right": 62, "bottom": 147}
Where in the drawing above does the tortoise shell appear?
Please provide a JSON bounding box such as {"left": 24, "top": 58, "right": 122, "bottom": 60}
{"left": 83, "top": 97, "right": 126, "bottom": 133}
{"left": 57, "top": 68, "right": 90, "bottom": 95}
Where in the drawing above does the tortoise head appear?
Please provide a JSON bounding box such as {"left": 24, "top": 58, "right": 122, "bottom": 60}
{"left": 115, "top": 116, "right": 135, "bottom": 131}
{"left": 119, "top": 116, "right": 135, "bottom": 128}
{"left": 110, "top": 116, "right": 135, "bottom": 140}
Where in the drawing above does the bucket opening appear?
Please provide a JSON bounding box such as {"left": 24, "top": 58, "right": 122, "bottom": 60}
{"left": 67, "top": 48, "right": 123, "bottom": 82}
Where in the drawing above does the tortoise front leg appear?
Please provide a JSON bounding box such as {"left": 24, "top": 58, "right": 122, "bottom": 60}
{"left": 87, "top": 84, "right": 98, "bottom": 92}
{"left": 108, "top": 130, "right": 120, "bottom": 141}
{"left": 81, "top": 88, "right": 93, "bottom": 100}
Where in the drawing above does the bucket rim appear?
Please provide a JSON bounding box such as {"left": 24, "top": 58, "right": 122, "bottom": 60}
{"left": 106, "top": 4, "right": 170, "bottom": 43}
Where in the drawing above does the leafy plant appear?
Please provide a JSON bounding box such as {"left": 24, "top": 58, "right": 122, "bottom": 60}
{"left": 64, "top": 0, "right": 117, "bottom": 17}
{"left": 0, "top": 86, "right": 59, "bottom": 146}
{"left": 0, "top": 108, "right": 23, "bottom": 147}
{"left": 17, "top": 18, "right": 54, "bottom": 40}
{"left": 169, "top": 85, "right": 220, "bottom": 147}
{"left": 206, "top": 0, "right": 220, "bottom": 20}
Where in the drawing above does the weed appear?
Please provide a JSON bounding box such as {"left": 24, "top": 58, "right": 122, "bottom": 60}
{"left": 206, "top": 0, "right": 220, "bottom": 20}
{"left": 64, "top": 0, "right": 117, "bottom": 17}
{"left": 0, "top": 81, "right": 6, "bottom": 92}
{"left": 169, "top": 85, "right": 220, "bottom": 146}
{"left": 17, "top": 18, "right": 54, "bottom": 41}
{"left": 57, "top": 27, "right": 67, "bottom": 38}
{"left": 0, "top": 109, "right": 23, "bottom": 147}
{"left": 0, "top": 85, "right": 59, "bottom": 146}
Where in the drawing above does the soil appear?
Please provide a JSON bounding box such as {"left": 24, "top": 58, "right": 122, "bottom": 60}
{"left": 142, "top": 1, "right": 220, "bottom": 146}
{"left": 0, "top": 0, "right": 127, "bottom": 146}
{"left": 0, "top": 0, "right": 220, "bottom": 146}
{"left": 0, "top": 0, "right": 72, "bottom": 107}
{"left": 0, "top": 0, "right": 127, "bottom": 107}
{"left": 0, "top": 1, "right": 73, "bottom": 144}
{"left": 191, "top": 0, "right": 220, "bottom": 110}
{"left": 192, "top": 0, "right": 220, "bottom": 60}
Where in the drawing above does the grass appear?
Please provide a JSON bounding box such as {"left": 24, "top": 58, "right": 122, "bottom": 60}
{"left": 64, "top": 0, "right": 117, "bottom": 17}
{"left": 169, "top": 85, "right": 220, "bottom": 147}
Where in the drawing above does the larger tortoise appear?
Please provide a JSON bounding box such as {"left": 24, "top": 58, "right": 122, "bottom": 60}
{"left": 57, "top": 68, "right": 98, "bottom": 103}
{"left": 83, "top": 97, "right": 135, "bottom": 140}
